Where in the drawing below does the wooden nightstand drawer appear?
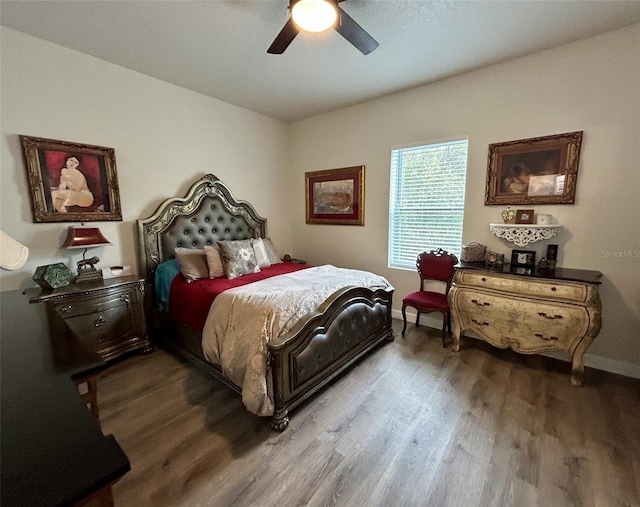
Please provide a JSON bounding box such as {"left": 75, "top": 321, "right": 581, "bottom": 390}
{"left": 52, "top": 287, "right": 135, "bottom": 319}
{"left": 63, "top": 304, "right": 137, "bottom": 349}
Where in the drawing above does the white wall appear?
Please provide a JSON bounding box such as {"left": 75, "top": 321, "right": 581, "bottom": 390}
{"left": 0, "top": 28, "right": 292, "bottom": 292}
{"left": 290, "top": 24, "right": 640, "bottom": 377}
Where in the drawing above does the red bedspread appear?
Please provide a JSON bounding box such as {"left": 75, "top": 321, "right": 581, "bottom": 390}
{"left": 168, "top": 262, "right": 310, "bottom": 331}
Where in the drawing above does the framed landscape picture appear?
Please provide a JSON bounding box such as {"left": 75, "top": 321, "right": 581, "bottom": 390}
{"left": 305, "top": 166, "right": 365, "bottom": 225}
{"left": 20, "top": 135, "right": 122, "bottom": 223}
{"left": 485, "top": 131, "right": 583, "bottom": 206}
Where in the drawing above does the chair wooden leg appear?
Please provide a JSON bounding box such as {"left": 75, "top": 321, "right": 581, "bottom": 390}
{"left": 401, "top": 304, "right": 408, "bottom": 337}
{"left": 441, "top": 313, "right": 448, "bottom": 348}
{"left": 415, "top": 312, "right": 420, "bottom": 328}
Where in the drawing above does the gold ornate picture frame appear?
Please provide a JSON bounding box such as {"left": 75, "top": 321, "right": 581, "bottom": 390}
{"left": 485, "top": 131, "right": 583, "bottom": 205}
{"left": 20, "top": 135, "right": 122, "bottom": 223}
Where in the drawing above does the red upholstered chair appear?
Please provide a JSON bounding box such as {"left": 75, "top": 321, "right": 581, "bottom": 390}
{"left": 401, "top": 248, "right": 459, "bottom": 347}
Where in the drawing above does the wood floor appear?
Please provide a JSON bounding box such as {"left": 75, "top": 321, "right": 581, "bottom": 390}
{"left": 98, "top": 320, "right": 640, "bottom": 507}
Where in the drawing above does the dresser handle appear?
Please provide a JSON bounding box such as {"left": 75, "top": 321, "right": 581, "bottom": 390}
{"left": 481, "top": 277, "right": 487, "bottom": 282}
{"left": 538, "top": 312, "right": 563, "bottom": 320}
{"left": 534, "top": 333, "right": 559, "bottom": 341}
{"left": 60, "top": 305, "right": 72, "bottom": 313}
{"left": 551, "top": 287, "right": 557, "bottom": 292}
{"left": 94, "top": 316, "right": 107, "bottom": 328}
{"left": 471, "top": 319, "right": 490, "bottom": 326}
{"left": 471, "top": 299, "right": 491, "bottom": 307}
{"left": 120, "top": 294, "right": 131, "bottom": 304}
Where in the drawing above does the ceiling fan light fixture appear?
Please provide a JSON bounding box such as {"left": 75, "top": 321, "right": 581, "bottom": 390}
{"left": 291, "top": 0, "right": 338, "bottom": 33}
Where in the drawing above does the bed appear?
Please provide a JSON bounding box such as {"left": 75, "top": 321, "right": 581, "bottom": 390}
{"left": 136, "top": 174, "right": 394, "bottom": 430}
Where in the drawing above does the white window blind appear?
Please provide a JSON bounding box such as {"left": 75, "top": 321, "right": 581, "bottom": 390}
{"left": 388, "top": 138, "right": 468, "bottom": 269}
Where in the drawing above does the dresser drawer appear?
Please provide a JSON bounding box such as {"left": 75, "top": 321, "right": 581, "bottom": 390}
{"left": 455, "top": 270, "right": 588, "bottom": 303}
{"left": 63, "top": 304, "right": 137, "bottom": 351}
{"left": 453, "top": 288, "right": 590, "bottom": 353}
{"left": 52, "top": 288, "right": 135, "bottom": 319}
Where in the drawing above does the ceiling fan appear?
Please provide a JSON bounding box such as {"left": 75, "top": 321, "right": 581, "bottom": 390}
{"left": 267, "top": 0, "right": 379, "bottom": 55}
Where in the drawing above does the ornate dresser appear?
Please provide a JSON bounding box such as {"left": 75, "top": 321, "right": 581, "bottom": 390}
{"left": 448, "top": 262, "right": 602, "bottom": 385}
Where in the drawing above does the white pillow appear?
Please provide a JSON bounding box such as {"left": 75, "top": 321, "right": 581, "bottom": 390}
{"left": 252, "top": 238, "right": 271, "bottom": 269}
{"left": 263, "top": 238, "right": 283, "bottom": 265}
{"left": 204, "top": 245, "right": 225, "bottom": 278}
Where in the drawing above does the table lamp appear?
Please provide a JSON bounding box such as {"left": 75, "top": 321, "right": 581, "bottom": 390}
{"left": 0, "top": 230, "right": 29, "bottom": 270}
{"left": 62, "top": 227, "right": 111, "bottom": 284}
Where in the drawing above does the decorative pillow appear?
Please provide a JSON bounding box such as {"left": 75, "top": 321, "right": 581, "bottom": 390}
{"left": 204, "top": 245, "right": 225, "bottom": 278}
{"left": 174, "top": 247, "right": 208, "bottom": 283}
{"left": 252, "top": 238, "right": 271, "bottom": 269}
{"left": 217, "top": 239, "right": 261, "bottom": 279}
{"left": 263, "top": 238, "right": 283, "bottom": 265}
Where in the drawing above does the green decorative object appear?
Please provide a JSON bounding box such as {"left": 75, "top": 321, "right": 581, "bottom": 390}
{"left": 33, "top": 263, "right": 72, "bottom": 290}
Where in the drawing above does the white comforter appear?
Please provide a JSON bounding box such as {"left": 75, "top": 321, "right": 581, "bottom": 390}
{"left": 201, "top": 264, "right": 392, "bottom": 416}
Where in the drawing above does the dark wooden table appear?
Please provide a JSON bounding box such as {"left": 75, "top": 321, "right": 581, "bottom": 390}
{"left": 0, "top": 290, "right": 130, "bottom": 506}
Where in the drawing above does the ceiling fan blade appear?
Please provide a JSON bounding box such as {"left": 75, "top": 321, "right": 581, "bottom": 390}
{"left": 334, "top": 7, "right": 378, "bottom": 55}
{"left": 267, "top": 17, "right": 299, "bottom": 54}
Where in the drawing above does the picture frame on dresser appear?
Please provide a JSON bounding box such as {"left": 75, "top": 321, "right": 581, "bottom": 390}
{"left": 515, "top": 209, "right": 535, "bottom": 224}
{"left": 19, "top": 135, "right": 122, "bottom": 223}
{"left": 510, "top": 249, "right": 536, "bottom": 275}
{"left": 484, "top": 131, "right": 583, "bottom": 206}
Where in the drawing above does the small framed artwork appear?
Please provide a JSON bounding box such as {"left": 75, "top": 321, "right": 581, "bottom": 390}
{"left": 515, "top": 209, "right": 535, "bottom": 224}
{"left": 20, "top": 135, "right": 122, "bottom": 223}
{"left": 305, "top": 166, "right": 364, "bottom": 225}
{"left": 510, "top": 249, "right": 536, "bottom": 276}
{"left": 484, "top": 131, "right": 583, "bottom": 206}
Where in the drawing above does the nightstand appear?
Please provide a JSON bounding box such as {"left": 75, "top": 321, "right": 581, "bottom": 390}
{"left": 27, "top": 276, "right": 152, "bottom": 362}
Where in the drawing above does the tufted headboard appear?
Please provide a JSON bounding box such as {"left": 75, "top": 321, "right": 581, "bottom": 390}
{"left": 136, "top": 174, "right": 267, "bottom": 284}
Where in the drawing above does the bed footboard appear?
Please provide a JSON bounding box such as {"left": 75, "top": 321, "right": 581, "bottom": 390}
{"left": 268, "top": 285, "right": 394, "bottom": 430}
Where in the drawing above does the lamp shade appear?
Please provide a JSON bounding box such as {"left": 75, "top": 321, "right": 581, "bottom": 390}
{"left": 291, "top": 0, "right": 337, "bottom": 32}
{"left": 62, "top": 227, "right": 111, "bottom": 249}
{"left": 0, "top": 231, "right": 29, "bottom": 270}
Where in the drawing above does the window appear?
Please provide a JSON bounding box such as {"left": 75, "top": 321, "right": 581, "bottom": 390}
{"left": 388, "top": 138, "right": 468, "bottom": 269}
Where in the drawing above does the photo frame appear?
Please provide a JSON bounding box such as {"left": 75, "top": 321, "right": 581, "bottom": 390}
{"left": 515, "top": 209, "right": 535, "bottom": 224}
{"left": 510, "top": 249, "right": 536, "bottom": 276}
{"left": 485, "top": 131, "right": 583, "bottom": 205}
{"left": 305, "top": 166, "right": 364, "bottom": 225}
{"left": 20, "top": 135, "right": 122, "bottom": 223}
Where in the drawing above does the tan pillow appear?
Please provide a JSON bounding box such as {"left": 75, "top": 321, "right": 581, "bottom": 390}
{"left": 204, "top": 245, "right": 225, "bottom": 278}
{"left": 174, "top": 248, "right": 209, "bottom": 283}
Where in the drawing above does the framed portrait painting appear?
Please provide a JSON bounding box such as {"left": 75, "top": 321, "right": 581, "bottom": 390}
{"left": 485, "top": 131, "right": 583, "bottom": 206}
{"left": 306, "top": 166, "right": 364, "bottom": 225}
{"left": 20, "top": 135, "right": 122, "bottom": 223}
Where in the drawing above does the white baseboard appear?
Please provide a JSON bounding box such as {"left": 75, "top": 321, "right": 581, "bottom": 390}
{"left": 392, "top": 309, "right": 640, "bottom": 380}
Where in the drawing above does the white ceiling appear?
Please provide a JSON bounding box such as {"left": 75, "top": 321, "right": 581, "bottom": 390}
{"left": 2, "top": 1, "right": 639, "bottom": 123}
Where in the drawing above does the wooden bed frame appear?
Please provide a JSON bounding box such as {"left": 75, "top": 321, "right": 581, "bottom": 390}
{"left": 136, "top": 174, "right": 394, "bottom": 430}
